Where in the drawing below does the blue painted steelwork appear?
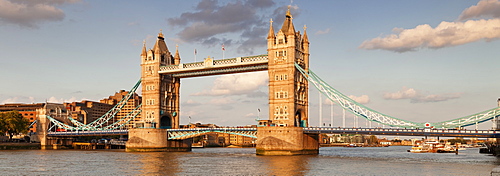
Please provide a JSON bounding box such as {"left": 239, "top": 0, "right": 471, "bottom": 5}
{"left": 304, "top": 127, "right": 500, "bottom": 138}
{"left": 295, "top": 63, "right": 500, "bottom": 128}
{"left": 46, "top": 127, "right": 500, "bottom": 138}
{"left": 45, "top": 80, "right": 142, "bottom": 132}
{"left": 167, "top": 128, "right": 257, "bottom": 140}
{"left": 47, "top": 130, "right": 128, "bottom": 136}
{"left": 28, "top": 120, "right": 36, "bottom": 129}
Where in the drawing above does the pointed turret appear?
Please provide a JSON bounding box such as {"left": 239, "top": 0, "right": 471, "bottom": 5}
{"left": 141, "top": 40, "right": 147, "bottom": 57}
{"left": 302, "top": 25, "right": 309, "bottom": 44}
{"left": 174, "top": 44, "right": 181, "bottom": 65}
{"left": 268, "top": 18, "right": 275, "bottom": 39}
{"left": 280, "top": 6, "right": 295, "bottom": 36}
{"left": 153, "top": 30, "right": 169, "bottom": 54}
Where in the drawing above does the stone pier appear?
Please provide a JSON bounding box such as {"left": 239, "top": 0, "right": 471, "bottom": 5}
{"left": 256, "top": 127, "right": 319, "bottom": 155}
{"left": 126, "top": 128, "right": 191, "bottom": 152}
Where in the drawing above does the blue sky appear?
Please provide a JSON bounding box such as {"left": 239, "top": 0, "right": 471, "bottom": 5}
{"left": 1, "top": 0, "right": 499, "bottom": 128}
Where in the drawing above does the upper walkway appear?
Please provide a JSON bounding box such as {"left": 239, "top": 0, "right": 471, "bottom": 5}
{"left": 158, "top": 55, "right": 268, "bottom": 78}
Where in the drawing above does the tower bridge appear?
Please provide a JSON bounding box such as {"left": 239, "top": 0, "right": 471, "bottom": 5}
{"left": 37, "top": 8, "right": 500, "bottom": 155}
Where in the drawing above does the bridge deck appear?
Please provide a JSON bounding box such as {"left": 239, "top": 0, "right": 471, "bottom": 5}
{"left": 304, "top": 127, "right": 500, "bottom": 138}
{"left": 158, "top": 55, "right": 268, "bottom": 78}
{"left": 47, "top": 127, "right": 500, "bottom": 138}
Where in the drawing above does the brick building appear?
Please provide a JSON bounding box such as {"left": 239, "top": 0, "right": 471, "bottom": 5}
{"left": 100, "top": 90, "right": 142, "bottom": 128}
{"left": 0, "top": 103, "right": 44, "bottom": 133}
{"left": 64, "top": 100, "right": 113, "bottom": 124}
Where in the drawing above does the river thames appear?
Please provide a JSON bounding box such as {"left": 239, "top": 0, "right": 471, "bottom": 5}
{"left": 0, "top": 146, "right": 498, "bottom": 175}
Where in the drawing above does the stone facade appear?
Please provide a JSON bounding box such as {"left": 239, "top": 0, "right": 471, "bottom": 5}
{"left": 256, "top": 126, "right": 318, "bottom": 155}
{"left": 267, "top": 8, "right": 309, "bottom": 127}
{"left": 256, "top": 8, "right": 318, "bottom": 155}
{"left": 126, "top": 128, "right": 191, "bottom": 152}
{"left": 140, "top": 32, "right": 180, "bottom": 129}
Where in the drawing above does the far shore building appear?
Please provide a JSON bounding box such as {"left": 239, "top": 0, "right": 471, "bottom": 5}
{"left": 64, "top": 100, "right": 113, "bottom": 124}
{"left": 100, "top": 90, "right": 142, "bottom": 128}
{"left": 181, "top": 123, "right": 256, "bottom": 147}
{"left": 0, "top": 103, "right": 45, "bottom": 133}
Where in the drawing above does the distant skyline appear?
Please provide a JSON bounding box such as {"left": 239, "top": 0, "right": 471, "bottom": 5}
{"left": 1, "top": 0, "right": 499, "bottom": 128}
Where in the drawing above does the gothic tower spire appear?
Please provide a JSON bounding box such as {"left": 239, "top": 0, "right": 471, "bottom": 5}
{"left": 268, "top": 18, "right": 275, "bottom": 39}
{"left": 141, "top": 40, "right": 147, "bottom": 57}
{"left": 280, "top": 5, "right": 295, "bottom": 36}
{"left": 174, "top": 44, "right": 181, "bottom": 65}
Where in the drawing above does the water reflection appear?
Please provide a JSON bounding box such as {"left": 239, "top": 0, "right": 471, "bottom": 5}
{"left": 0, "top": 147, "right": 497, "bottom": 175}
{"left": 259, "top": 155, "right": 312, "bottom": 176}
{"left": 135, "top": 152, "right": 183, "bottom": 175}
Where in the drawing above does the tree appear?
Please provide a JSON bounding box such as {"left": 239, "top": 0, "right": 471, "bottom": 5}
{"left": 0, "top": 111, "right": 29, "bottom": 140}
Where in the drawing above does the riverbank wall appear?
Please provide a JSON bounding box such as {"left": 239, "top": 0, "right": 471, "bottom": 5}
{"left": 0, "top": 143, "right": 41, "bottom": 150}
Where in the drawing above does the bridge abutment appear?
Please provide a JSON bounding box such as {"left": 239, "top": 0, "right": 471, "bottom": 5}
{"left": 126, "top": 128, "right": 191, "bottom": 152}
{"left": 256, "top": 127, "right": 318, "bottom": 155}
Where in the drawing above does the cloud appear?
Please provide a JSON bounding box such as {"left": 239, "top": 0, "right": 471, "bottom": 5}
{"left": 209, "top": 97, "right": 235, "bottom": 105}
{"left": 167, "top": 0, "right": 299, "bottom": 54}
{"left": 348, "top": 95, "right": 370, "bottom": 104}
{"left": 383, "top": 87, "right": 462, "bottom": 103}
{"left": 322, "top": 95, "right": 369, "bottom": 104}
{"left": 192, "top": 71, "right": 268, "bottom": 97}
{"left": 46, "top": 96, "right": 81, "bottom": 103}
{"left": 1, "top": 96, "right": 35, "bottom": 104}
{"left": 458, "top": 0, "right": 500, "bottom": 21}
{"left": 182, "top": 99, "right": 202, "bottom": 107}
{"left": 315, "top": 28, "right": 330, "bottom": 35}
{"left": 245, "top": 112, "right": 256, "bottom": 118}
{"left": 0, "top": 0, "right": 81, "bottom": 28}
{"left": 359, "top": 0, "right": 500, "bottom": 52}
{"left": 359, "top": 19, "right": 500, "bottom": 52}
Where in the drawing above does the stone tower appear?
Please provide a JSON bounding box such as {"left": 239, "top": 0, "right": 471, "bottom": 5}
{"left": 257, "top": 7, "right": 318, "bottom": 156}
{"left": 267, "top": 7, "right": 310, "bottom": 127}
{"left": 140, "top": 31, "right": 181, "bottom": 129}
{"left": 127, "top": 36, "right": 188, "bottom": 152}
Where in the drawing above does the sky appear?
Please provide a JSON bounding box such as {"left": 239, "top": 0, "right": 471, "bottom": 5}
{"left": 0, "top": 0, "right": 499, "bottom": 129}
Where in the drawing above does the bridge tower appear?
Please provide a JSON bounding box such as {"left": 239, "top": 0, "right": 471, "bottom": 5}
{"left": 138, "top": 31, "right": 180, "bottom": 129}
{"left": 126, "top": 31, "right": 190, "bottom": 152}
{"left": 256, "top": 7, "right": 319, "bottom": 155}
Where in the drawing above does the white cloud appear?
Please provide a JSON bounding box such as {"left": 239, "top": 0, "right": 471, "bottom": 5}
{"left": 383, "top": 87, "right": 462, "bottom": 103}
{"left": 47, "top": 96, "right": 80, "bottom": 103}
{"left": 458, "top": 0, "right": 500, "bottom": 21}
{"left": 0, "top": 0, "right": 81, "bottom": 28}
{"left": 321, "top": 94, "right": 369, "bottom": 105}
{"left": 182, "top": 99, "right": 201, "bottom": 107}
{"left": 209, "top": 97, "right": 235, "bottom": 105}
{"left": 359, "top": 19, "right": 500, "bottom": 52}
{"left": 192, "top": 72, "right": 268, "bottom": 97}
{"left": 323, "top": 98, "right": 334, "bottom": 105}
{"left": 1, "top": 96, "right": 35, "bottom": 104}
{"left": 315, "top": 28, "right": 330, "bottom": 35}
{"left": 348, "top": 95, "right": 370, "bottom": 104}
{"left": 383, "top": 87, "right": 417, "bottom": 99}
{"left": 245, "top": 113, "right": 256, "bottom": 118}
{"left": 359, "top": 0, "right": 500, "bottom": 52}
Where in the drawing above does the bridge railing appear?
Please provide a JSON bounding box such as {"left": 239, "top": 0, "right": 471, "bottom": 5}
{"left": 159, "top": 55, "right": 268, "bottom": 73}
{"left": 304, "top": 127, "right": 499, "bottom": 135}
{"left": 47, "top": 129, "right": 128, "bottom": 136}
{"left": 167, "top": 127, "right": 258, "bottom": 140}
